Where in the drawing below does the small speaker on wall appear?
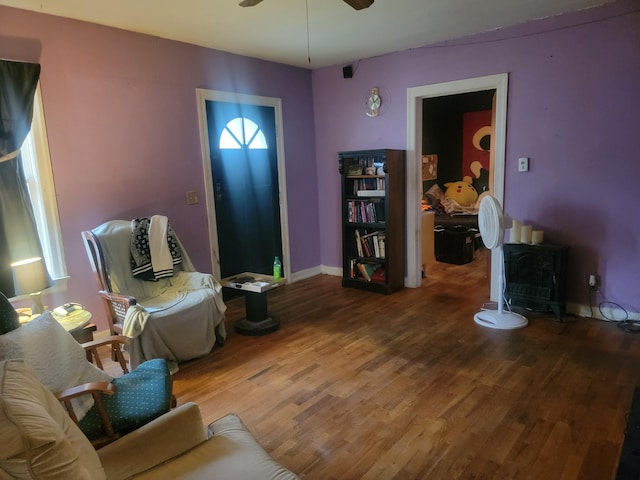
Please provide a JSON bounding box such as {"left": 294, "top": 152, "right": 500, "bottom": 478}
{"left": 342, "top": 65, "right": 353, "bottom": 79}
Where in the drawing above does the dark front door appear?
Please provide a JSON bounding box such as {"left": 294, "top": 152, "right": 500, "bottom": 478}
{"left": 205, "top": 100, "right": 282, "bottom": 279}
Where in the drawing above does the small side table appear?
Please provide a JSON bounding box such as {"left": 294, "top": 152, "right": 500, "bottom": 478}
{"left": 221, "top": 272, "right": 285, "bottom": 336}
{"left": 52, "top": 309, "right": 93, "bottom": 334}
{"left": 18, "top": 306, "right": 94, "bottom": 343}
{"left": 69, "top": 323, "right": 97, "bottom": 344}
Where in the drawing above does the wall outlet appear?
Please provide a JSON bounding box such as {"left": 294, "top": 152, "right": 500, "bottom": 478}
{"left": 186, "top": 190, "right": 199, "bottom": 205}
{"left": 588, "top": 274, "right": 599, "bottom": 289}
{"left": 518, "top": 157, "right": 529, "bottom": 172}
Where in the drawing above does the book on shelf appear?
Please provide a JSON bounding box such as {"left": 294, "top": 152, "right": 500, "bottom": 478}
{"left": 347, "top": 199, "right": 385, "bottom": 223}
{"left": 353, "top": 177, "right": 386, "bottom": 196}
{"left": 352, "top": 262, "right": 383, "bottom": 282}
{"left": 356, "top": 262, "right": 371, "bottom": 281}
{"left": 354, "top": 229, "right": 364, "bottom": 257}
{"left": 353, "top": 229, "right": 385, "bottom": 259}
{"left": 353, "top": 177, "right": 385, "bottom": 195}
{"left": 370, "top": 267, "right": 385, "bottom": 283}
{"left": 356, "top": 189, "right": 385, "bottom": 197}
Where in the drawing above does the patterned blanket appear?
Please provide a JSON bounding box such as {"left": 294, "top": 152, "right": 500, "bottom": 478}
{"left": 130, "top": 216, "right": 182, "bottom": 281}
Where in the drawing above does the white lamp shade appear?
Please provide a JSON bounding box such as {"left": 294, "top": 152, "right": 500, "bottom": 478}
{"left": 11, "top": 257, "right": 52, "bottom": 296}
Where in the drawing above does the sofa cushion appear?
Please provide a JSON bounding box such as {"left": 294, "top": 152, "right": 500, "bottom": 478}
{"left": 132, "top": 413, "right": 299, "bottom": 480}
{"left": 97, "top": 402, "right": 208, "bottom": 480}
{"left": 0, "top": 359, "right": 106, "bottom": 479}
{"left": 0, "top": 312, "right": 113, "bottom": 420}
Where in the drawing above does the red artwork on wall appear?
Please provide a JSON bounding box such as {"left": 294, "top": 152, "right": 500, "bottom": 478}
{"left": 462, "top": 110, "right": 492, "bottom": 182}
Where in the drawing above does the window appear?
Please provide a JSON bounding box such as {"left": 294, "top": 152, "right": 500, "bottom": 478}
{"left": 20, "top": 84, "right": 67, "bottom": 283}
{"left": 219, "top": 117, "right": 268, "bottom": 150}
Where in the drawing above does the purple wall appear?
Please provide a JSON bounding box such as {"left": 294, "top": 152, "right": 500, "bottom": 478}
{"left": 1, "top": 1, "right": 638, "bottom": 329}
{"left": 0, "top": 7, "right": 319, "bottom": 330}
{"left": 312, "top": 0, "right": 640, "bottom": 312}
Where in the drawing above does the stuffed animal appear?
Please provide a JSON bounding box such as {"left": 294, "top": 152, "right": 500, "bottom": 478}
{"left": 443, "top": 179, "right": 478, "bottom": 206}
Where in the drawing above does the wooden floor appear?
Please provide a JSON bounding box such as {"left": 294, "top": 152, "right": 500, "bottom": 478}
{"left": 101, "top": 253, "right": 640, "bottom": 479}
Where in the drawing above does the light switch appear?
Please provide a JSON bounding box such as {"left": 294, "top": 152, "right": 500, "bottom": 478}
{"left": 518, "top": 157, "right": 529, "bottom": 172}
{"left": 186, "top": 190, "right": 199, "bottom": 205}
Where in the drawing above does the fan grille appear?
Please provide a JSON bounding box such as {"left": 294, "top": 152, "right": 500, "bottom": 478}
{"left": 477, "top": 195, "right": 504, "bottom": 249}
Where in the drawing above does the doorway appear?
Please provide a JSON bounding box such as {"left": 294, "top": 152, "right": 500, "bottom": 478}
{"left": 406, "top": 74, "right": 509, "bottom": 301}
{"left": 196, "top": 89, "right": 291, "bottom": 281}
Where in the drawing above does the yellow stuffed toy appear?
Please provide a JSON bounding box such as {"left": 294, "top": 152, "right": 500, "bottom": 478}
{"left": 444, "top": 179, "right": 478, "bottom": 207}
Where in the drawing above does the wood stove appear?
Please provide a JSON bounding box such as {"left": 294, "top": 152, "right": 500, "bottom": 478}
{"left": 503, "top": 243, "right": 568, "bottom": 321}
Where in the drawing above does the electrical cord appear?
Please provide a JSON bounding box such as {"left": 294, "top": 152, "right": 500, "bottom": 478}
{"left": 586, "top": 287, "right": 640, "bottom": 333}
{"left": 588, "top": 290, "right": 640, "bottom": 333}
{"left": 600, "top": 301, "right": 640, "bottom": 334}
{"left": 599, "top": 300, "right": 629, "bottom": 322}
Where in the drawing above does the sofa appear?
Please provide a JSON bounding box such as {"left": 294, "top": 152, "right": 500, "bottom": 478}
{"left": 0, "top": 359, "right": 299, "bottom": 479}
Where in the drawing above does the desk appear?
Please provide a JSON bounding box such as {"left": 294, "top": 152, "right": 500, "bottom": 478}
{"left": 221, "top": 272, "right": 284, "bottom": 336}
{"left": 421, "top": 211, "right": 435, "bottom": 274}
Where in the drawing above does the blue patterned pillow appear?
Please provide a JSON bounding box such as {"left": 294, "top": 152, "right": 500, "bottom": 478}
{"left": 0, "top": 292, "right": 20, "bottom": 334}
{"left": 78, "top": 358, "right": 172, "bottom": 440}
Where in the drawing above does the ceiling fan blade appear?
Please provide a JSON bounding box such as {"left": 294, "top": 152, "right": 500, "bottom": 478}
{"left": 343, "top": 0, "right": 374, "bottom": 10}
{"left": 239, "top": 0, "right": 264, "bottom": 7}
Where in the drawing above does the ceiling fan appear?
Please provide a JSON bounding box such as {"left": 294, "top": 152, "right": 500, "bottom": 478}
{"left": 239, "top": 0, "right": 374, "bottom": 10}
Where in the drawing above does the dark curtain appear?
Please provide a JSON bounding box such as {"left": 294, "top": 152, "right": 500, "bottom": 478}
{"left": 0, "top": 60, "right": 43, "bottom": 297}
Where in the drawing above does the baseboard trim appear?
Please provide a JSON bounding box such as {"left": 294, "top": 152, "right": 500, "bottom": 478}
{"left": 320, "top": 265, "right": 341, "bottom": 277}
{"left": 287, "top": 270, "right": 640, "bottom": 322}
{"left": 289, "top": 265, "right": 323, "bottom": 282}
{"left": 567, "top": 302, "right": 640, "bottom": 322}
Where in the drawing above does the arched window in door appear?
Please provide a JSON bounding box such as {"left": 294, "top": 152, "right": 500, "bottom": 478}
{"left": 219, "top": 117, "right": 268, "bottom": 150}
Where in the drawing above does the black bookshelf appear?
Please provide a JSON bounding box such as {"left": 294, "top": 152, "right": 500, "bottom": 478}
{"left": 338, "top": 149, "right": 405, "bottom": 294}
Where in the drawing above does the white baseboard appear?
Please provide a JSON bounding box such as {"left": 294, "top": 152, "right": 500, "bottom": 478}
{"left": 320, "top": 265, "right": 341, "bottom": 277}
{"left": 567, "top": 302, "right": 640, "bottom": 322}
{"left": 289, "top": 265, "right": 323, "bottom": 282}
{"left": 287, "top": 269, "right": 640, "bottom": 323}
{"left": 288, "top": 265, "right": 341, "bottom": 282}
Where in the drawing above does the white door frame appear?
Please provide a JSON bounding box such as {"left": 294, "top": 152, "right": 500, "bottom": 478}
{"left": 195, "top": 88, "right": 291, "bottom": 281}
{"left": 405, "top": 73, "right": 509, "bottom": 301}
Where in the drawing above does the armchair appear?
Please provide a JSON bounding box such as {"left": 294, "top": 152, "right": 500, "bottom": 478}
{"left": 0, "top": 312, "right": 173, "bottom": 448}
{"left": 82, "top": 218, "right": 227, "bottom": 370}
{"left": 0, "top": 359, "right": 299, "bottom": 480}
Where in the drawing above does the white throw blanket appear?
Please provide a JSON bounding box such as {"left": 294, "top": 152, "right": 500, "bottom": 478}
{"left": 122, "top": 271, "right": 225, "bottom": 338}
{"left": 148, "top": 215, "right": 174, "bottom": 278}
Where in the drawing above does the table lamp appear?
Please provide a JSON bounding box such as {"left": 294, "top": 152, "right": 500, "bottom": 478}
{"left": 11, "top": 257, "right": 52, "bottom": 315}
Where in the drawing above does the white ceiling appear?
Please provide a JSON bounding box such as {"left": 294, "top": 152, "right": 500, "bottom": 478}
{"left": 1, "top": 0, "right": 611, "bottom": 69}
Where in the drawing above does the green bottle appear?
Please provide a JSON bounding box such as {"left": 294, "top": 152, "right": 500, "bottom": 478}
{"left": 273, "top": 256, "right": 282, "bottom": 280}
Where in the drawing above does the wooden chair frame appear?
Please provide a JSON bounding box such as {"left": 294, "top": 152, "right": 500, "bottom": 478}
{"left": 56, "top": 336, "right": 131, "bottom": 448}
{"left": 82, "top": 230, "right": 136, "bottom": 338}
{"left": 56, "top": 335, "right": 176, "bottom": 448}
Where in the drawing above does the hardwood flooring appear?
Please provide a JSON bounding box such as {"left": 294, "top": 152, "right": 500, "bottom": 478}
{"left": 101, "top": 253, "right": 640, "bottom": 479}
